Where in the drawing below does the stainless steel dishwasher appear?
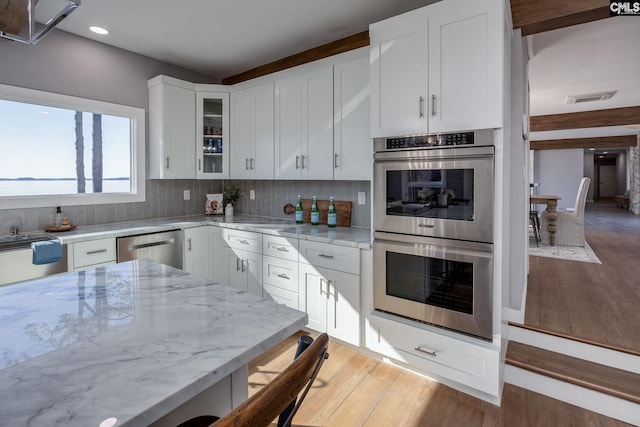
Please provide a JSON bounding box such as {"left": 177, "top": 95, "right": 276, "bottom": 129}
{"left": 116, "top": 230, "right": 183, "bottom": 269}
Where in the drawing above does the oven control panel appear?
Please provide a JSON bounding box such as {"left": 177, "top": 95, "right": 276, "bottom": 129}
{"left": 385, "top": 132, "right": 474, "bottom": 149}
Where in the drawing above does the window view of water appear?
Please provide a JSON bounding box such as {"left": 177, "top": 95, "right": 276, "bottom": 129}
{"left": 0, "top": 179, "right": 131, "bottom": 197}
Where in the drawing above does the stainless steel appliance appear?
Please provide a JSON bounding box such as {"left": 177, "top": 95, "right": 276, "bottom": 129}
{"left": 0, "top": 233, "right": 67, "bottom": 286}
{"left": 373, "top": 130, "right": 494, "bottom": 243}
{"left": 117, "top": 230, "right": 183, "bottom": 269}
{"left": 373, "top": 232, "right": 493, "bottom": 340}
{"left": 372, "top": 129, "right": 495, "bottom": 340}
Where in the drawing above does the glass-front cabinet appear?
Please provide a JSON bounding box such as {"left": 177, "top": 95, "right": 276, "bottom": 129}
{"left": 196, "top": 91, "right": 229, "bottom": 178}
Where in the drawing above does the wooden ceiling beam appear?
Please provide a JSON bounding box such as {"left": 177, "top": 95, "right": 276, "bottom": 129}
{"left": 510, "top": 0, "right": 610, "bottom": 36}
{"left": 530, "top": 106, "right": 640, "bottom": 132}
{"left": 530, "top": 135, "right": 638, "bottom": 150}
{"left": 222, "top": 31, "right": 369, "bottom": 85}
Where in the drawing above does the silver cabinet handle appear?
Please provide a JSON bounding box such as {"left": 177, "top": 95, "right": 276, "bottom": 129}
{"left": 417, "top": 224, "right": 435, "bottom": 228}
{"left": 431, "top": 94, "right": 437, "bottom": 117}
{"left": 301, "top": 155, "right": 306, "bottom": 169}
{"left": 295, "top": 155, "right": 300, "bottom": 169}
{"left": 245, "top": 158, "right": 249, "bottom": 170}
{"left": 414, "top": 346, "right": 437, "bottom": 357}
{"left": 318, "top": 253, "right": 334, "bottom": 259}
{"left": 276, "top": 246, "right": 289, "bottom": 252}
{"left": 198, "top": 158, "right": 201, "bottom": 171}
{"left": 334, "top": 153, "right": 339, "bottom": 169}
{"left": 239, "top": 239, "right": 250, "bottom": 245}
{"left": 319, "top": 278, "right": 324, "bottom": 296}
{"left": 325, "top": 279, "right": 330, "bottom": 300}
{"left": 241, "top": 259, "right": 245, "bottom": 273}
{"left": 187, "top": 238, "right": 192, "bottom": 251}
{"left": 250, "top": 158, "right": 254, "bottom": 170}
{"left": 419, "top": 96, "right": 424, "bottom": 118}
{"left": 236, "top": 257, "right": 241, "bottom": 271}
{"left": 86, "top": 249, "right": 107, "bottom": 255}
{"left": 165, "top": 157, "right": 170, "bottom": 170}
{"left": 276, "top": 272, "right": 290, "bottom": 280}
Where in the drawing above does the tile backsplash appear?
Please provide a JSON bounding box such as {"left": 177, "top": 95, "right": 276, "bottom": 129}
{"left": 0, "top": 179, "right": 370, "bottom": 235}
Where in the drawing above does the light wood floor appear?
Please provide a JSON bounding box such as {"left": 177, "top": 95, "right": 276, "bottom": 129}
{"left": 524, "top": 199, "right": 640, "bottom": 355}
{"left": 249, "top": 331, "right": 630, "bottom": 427}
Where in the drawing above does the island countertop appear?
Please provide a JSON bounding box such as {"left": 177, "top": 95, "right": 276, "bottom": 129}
{"left": 0, "top": 259, "right": 307, "bottom": 426}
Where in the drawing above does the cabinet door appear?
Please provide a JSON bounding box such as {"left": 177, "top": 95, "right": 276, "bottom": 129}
{"left": 210, "top": 227, "right": 226, "bottom": 284}
{"left": 428, "top": 0, "right": 502, "bottom": 132}
{"left": 224, "top": 246, "right": 247, "bottom": 293}
{"left": 274, "top": 74, "right": 303, "bottom": 179}
{"left": 370, "top": 21, "right": 429, "bottom": 137}
{"left": 302, "top": 66, "right": 333, "bottom": 180}
{"left": 327, "top": 270, "right": 360, "bottom": 345}
{"left": 196, "top": 91, "right": 229, "bottom": 179}
{"left": 299, "top": 263, "right": 328, "bottom": 334}
{"left": 184, "top": 227, "right": 212, "bottom": 280}
{"left": 149, "top": 81, "right": 196, "bottom": 179}
{"left": 243, "top": 249, "right": 263, "bottom": 297}
{"left": 333, "top": 56, "right": 371, "bottom": 181}
{"left": 230, "top": 83, "right": 275, "bottom": 180}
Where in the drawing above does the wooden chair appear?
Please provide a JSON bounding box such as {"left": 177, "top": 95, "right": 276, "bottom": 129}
{"left": 177, "top": 333, "right": 329, "bottom": 427}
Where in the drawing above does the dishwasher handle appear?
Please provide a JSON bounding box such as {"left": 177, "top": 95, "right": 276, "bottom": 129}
{"left": 129, "top": 238, "right": 175, "bottom": 250}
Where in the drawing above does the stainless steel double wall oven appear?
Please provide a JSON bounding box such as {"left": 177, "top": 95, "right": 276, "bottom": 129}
{"left": 373, "top": 129, "right": 495, "bottom": 340}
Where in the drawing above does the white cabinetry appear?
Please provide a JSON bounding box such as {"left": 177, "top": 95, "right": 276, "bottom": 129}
{"left": 222, "top": 229, "right": 262, "bottom": 297}
{"left": 369, "top": 0, "right": 502, "bottom": 137}
{"left": 148, "top": 76, "right": 196, "bottom": 179}
{"left": 183, "top": 226, "right": 216, "bottom": 280}
{"left": 333, "top": 56, "right": 372, "bottom": 180}
{"left": 298, "top": 240, "right": 360, "bottom": 345}
{"left": 231, "top": 82, "right": 274, "bottom": 179}
{"left": 69, "top": 238, "right": 117, "bottom": 272}
{"left": 196, "top": 89, "right": 230, "bottom": 179}
{"left": 275, "top": 66, "right": 333, "bottom": 180}
{"left": 262, "top": 235, "right": 299, "bottom": 309}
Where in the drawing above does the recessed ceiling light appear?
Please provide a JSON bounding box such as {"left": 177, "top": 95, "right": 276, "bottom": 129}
{"left": 90, "top": 26, "right": 109, "bottom": 35}
{"left": 589, "top": 148, "right": 595, "bottom": 151}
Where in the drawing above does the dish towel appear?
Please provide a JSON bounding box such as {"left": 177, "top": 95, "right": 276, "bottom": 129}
{"left": 32, "top": 240, "right": 63, "bottom": 265}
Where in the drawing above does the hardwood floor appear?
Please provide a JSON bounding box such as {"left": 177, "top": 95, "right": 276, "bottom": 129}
{"left": 249, "top": 331, "right": 630, "bottom": 426}
{"left": 524, "top": 199, "right": 640, "bottom": 355}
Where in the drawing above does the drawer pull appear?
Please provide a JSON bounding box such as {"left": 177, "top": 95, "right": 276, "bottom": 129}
{"left": 239, "top": 239, "right": 250, "bottom": 245}
{"left": 276, "top": 246, "right": 289, "bottom": 252}
{"left": 417, "top": 224, "right": 435, "bottom": 228}
{"left": 414, "top": 346, "right": 437, "bottom": 357}
{"left": 276, "top": 273, "right": 290, "bottom": 280}
{"left": 318, "top": 254, "right": 334, "bottom": 259}
{"left": 86, "top": 249, "right": 107, "bottom": 255}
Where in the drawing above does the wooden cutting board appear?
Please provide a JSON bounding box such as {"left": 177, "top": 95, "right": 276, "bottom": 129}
{"left": 301, "top": 199, "right": 352, "bottom": 227}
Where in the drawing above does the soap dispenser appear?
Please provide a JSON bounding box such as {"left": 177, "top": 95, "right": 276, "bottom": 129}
{"left": 55, "top": 206, "right": 62, "bottom": 227}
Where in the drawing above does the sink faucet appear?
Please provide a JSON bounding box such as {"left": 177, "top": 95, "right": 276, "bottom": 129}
{"left": 9, "top": 226, "right": 18, "bottom": 236}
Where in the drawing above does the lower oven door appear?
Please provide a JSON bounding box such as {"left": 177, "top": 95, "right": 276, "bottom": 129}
{"left": 373, "top": 231, "right": 493, "bottom": 341}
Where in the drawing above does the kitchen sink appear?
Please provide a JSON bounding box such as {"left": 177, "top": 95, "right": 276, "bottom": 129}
{"left": 0, "top": 232, "right": 58, "bottom": 252}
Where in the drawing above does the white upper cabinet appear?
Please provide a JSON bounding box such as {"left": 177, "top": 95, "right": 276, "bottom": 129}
{"left": 148, "top": 76, "right": 196, "bottom": 179}
{"left": 333, "top": 56, "right": 372, "bottom": 181}
{"left": 275, "top": 66, "right": 334, "bottom": 180}
{"left": 196, "top": 90, "right": 230, "bottom": 179}
{"left": 428, "top": 0, "right": 503, "bottom": 132}
{"left": 369, "top": 0, "right": 502, "bottom": 137}
{"left": 370, "top": 20, "right": 429, "bottom": 137}
{"left": 230, "top": 82, "right": 274, "bottom": 179}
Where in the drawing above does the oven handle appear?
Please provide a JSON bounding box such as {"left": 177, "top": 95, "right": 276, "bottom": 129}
{"left": 374, "top": 232, "right": 493, "bottom": 256}
{"left": 373, "top": 145, "right": 494, "bottom": 162}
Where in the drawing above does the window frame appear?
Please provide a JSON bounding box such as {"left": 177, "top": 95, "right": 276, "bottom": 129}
{"left": 0, "top": 83, "right": 145, "bottom": 209}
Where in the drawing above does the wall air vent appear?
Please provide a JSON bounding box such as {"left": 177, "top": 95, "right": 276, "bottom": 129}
{"left": 565, "top": 91, "right": 617, "bottom": 104}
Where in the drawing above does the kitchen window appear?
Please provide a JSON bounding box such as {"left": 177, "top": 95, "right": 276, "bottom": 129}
{"left": 0, "top": 83, "right": 145, "bottom": 209}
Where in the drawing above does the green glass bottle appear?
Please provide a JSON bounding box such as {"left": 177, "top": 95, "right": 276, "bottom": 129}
{"left": 310, "top": 196, "right": 319, "bottom": 225}
{"left": 327, "top": 196, "right": 336, "bottom": 227}
{"left": 295, "top": 195, "right": 303, "bottom": 224}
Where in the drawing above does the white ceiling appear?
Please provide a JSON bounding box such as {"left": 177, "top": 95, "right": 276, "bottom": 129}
{"left": 43, "top": 1, "right": 640, "bottom": 141}
{"left": 51, "top": 0, "right": 439, "bottom": 80}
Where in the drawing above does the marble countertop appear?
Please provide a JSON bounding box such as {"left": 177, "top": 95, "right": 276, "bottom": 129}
{"left": 49, "top": 214, "right": 372, "bottom": 249}
{"left": 0, "top": 259, "right": 307, "bottom": 426}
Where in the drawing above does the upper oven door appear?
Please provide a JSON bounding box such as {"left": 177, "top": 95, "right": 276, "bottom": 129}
{"left": 374, "top": 146, "right": 494, "bottom": 243}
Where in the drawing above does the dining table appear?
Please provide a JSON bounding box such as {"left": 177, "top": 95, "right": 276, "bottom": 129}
{"left": 0, "top": 259, "right": 307, "bottom": 427}
{"left": 530, "top": 195, "right": 561, "bottom": 246}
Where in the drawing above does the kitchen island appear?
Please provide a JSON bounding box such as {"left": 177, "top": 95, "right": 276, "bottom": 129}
{"left": 0, "top": 259, "right": 307, "bottom": 426}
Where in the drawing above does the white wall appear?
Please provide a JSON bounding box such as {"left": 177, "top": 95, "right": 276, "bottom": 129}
{"left": 533, "top": 149, "right": 584, "bottom": 210}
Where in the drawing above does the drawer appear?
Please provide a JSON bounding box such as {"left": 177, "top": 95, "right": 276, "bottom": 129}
{"left": 263, "top": 283, "right": 298, "bottom": 310}
{"left": 367, "top": 313, "right": 499, "bottom": 396}
{"left": 222, "top": 228, "right": 262, "bottom": 254}
{"left": 262, "top": 235, "right": 298, "bottom": 261}
{"left": 73, "top": 238, "right": 117, "bottom": 268}
{"left": 298, "top": 240, "right": 359, "bottom": 275}
{"left": 262, "top": 255, "right": 299, "bottom": 293}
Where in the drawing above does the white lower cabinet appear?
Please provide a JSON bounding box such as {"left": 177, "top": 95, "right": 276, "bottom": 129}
{"left": 183, "top": 226, "right": 213, "bottom": 280}
{"left": 222, "top": 229, "right": 262, "bottom": 297}
{"left": 366, "top": 312, "right": 499, "bottom": 397}
{"left": 70, "top": 238, "right": 117, "bottom": 272}
{"left": 262, "top": 235, "right": 300, "bottom": 309}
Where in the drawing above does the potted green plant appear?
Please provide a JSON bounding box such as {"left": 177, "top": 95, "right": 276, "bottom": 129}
{"left": 223, "top": 183, "right": 241, "bottom": 216}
